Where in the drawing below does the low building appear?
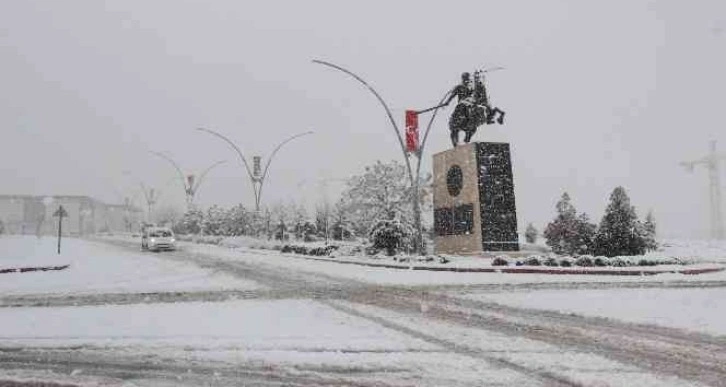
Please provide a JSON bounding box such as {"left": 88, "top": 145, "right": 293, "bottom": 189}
{"left": 0, "top": 195, "right": 142, "bottom": 236}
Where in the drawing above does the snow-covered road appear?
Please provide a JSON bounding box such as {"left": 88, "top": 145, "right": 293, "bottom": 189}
{"left": 0, "top": 236, "right": 724, "bottom": 386}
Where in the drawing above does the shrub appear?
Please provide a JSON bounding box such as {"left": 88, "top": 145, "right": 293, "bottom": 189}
{"left": 544, "top": 257, "right": 559, "bottom": 267}
{"left": 525, "top": 256, "right": 541, "bottom": 266}
{"left": 369, "top": 219, "right": 413, "bottom": 256}
{"left": 593, "top": 257, "right": 609, "bottom": 267}
{"left": 575, "top": 255, "right": 594, "bottom": 267}
{"left": 492, "top": 256, "right": 510, "bottom": 266}
{"left": 637, "top": 258, "right": 658, "bottom": 267}
{"left": 281, "top": 244, "right": 339, "bottom": 256}
{"left": 610, "top": 256, "right": 632, "bottom": 267}
{"left": 559, "top": 258, "right": 573, "bottom": 267}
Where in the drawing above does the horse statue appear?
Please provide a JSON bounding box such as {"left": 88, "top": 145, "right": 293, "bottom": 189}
{"left": 447, "top": 69, "right": 505, "bottom": 147}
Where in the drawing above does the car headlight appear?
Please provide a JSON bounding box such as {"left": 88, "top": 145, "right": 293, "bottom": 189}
{"left": 170, "top": 238, "right": 175, "bottom": 242}
{"left": 150, "top": 238, "right": 156, "bottom": 243}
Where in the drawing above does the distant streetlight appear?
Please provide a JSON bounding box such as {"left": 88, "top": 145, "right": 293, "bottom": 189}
{"left": 121, "top": 171, "right": 159, "bottom": 223}
{"left": 312, "top": 59, "right": 448, "bottom": 255}
{"left": 149, "top": 151, "right": 226, "bottom": 209}
{"left": 681, "top": 140, "right": 726, "bottom": 240}
{"left": 196, "top": 128, "right": 313, "bottom": 212}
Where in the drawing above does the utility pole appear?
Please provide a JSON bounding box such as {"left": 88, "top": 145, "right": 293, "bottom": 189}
{"left": 196, "top": 128, "right": 313, "bottom": 212}
{"left": 52, "top": 205, "right": 68, "bottom": 254}
{"left": 138, "top": 183, "right": 157, "bottom": 223}
{"left": 313, "top": 59, "right": 448, "bottom": 255}
{"left": 681, "top": 140, "right": 726, "bottom": 240}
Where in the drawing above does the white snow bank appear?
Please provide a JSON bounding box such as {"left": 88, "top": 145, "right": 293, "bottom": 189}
{"left": 0, "top": 235, "right": 260, "bottom": 295}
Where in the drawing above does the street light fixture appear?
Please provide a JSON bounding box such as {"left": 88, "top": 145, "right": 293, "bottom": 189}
{"left": 312, "top": 59, "right": 448, "bottom": 255}
{"left": 196, "top": 127, "right": 313, "bottom": 212}
{"left": 149, "top": 151, "right": 226, "bottom": 209}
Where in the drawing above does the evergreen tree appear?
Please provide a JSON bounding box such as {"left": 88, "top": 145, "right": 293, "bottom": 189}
{"left": 643, "top": 210, "right": 658, "bottom": 251}
{"left": 593, "top": 186, "right": 648, "bottom": 257}
{"left": 525, "top": 223, "right": 538, "bottom": 244}
{"left": 574, "top": 213, "right": 597, "bottom": 253}
{"left": 544, "top": 193, "right": 596, "bottom": 255}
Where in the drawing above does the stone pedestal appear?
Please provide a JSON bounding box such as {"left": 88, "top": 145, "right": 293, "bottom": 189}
{"left": 433, "top": 142, "right": 519, "bottom": 255}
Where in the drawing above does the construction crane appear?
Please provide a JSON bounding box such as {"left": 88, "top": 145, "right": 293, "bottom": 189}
{"left": 680, "top": 140, "right": 726, "bottom": 240}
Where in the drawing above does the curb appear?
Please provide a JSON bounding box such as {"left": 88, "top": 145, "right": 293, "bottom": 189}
{"left": 0, "top": 264, "right": 70, "bottom": 275}
{"left": 286, "top": 255, "right": 725, "bottom": 276}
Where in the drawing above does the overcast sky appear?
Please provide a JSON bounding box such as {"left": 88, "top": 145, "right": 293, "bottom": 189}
{"left": 1, "top": 0, "right": 725, "bottom": 238}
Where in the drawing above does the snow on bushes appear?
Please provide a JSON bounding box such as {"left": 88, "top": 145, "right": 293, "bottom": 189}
{"left": 281, "top": 244, "right": 339, "bottom": 256}
{"left": 368, "top": 219, "right": 413, "bottom": 256}
{"left": 495, "top": 253, "right": 686, "bottom": 268}
{"left": 492, "top": 256, "right": 510, "bottom": 266}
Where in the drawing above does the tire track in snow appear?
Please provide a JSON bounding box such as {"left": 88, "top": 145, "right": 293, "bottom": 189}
{"left": 62, "top": 238, "right": 726, "bottom": 386}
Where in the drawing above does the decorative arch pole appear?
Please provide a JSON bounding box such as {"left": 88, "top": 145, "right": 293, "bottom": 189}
{"left": 312, "top": 59, "right": 448, "bottom": 255}
{"left": 196, "top": 128, "right": 313, "bottom": 212}
{"left": 150, "top": 151, "right": 226, "bottom": 209}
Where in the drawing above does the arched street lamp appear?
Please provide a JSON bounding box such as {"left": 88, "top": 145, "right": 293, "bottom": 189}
{"left": 149, "top": 151, "right": 226, "bottom": 209}
{"left": 196, "top": 128, "right": 313, "bottom": 212}
{"left": 312, "top": 59, "right": 448, "bottom": 255}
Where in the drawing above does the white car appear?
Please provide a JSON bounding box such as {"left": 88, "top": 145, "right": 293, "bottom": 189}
{"left": 141, "top": 227, "right": 176, "bottom": 252}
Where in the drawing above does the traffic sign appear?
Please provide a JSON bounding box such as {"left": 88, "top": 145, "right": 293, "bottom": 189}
{"left": 53, "top": 206, "right": 68, "bottom": 218}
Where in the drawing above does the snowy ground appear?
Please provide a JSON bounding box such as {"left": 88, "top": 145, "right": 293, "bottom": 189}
{"left": 463, "top": 287, "right": 726, "bottom": 336}
{"left": 1, "top": 235, "right": 725, "bottom": 386}
{"left": 0, "top": 235, "right": 259, "bottom": 295}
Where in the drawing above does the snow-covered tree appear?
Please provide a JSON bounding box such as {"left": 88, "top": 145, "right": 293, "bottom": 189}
{"left": 314, "top": 205, "right": 329, "bottom": 238}
{"left": 340, "top": 160, "right": 430, "bottom": 238}
{"left": 330, "top": 198, "right": 354, "bottom": 241}
{"left": 643, "top": 210, "right": 658, "bottom": 251}
{"left": 290, "top": 202, "right": 308, "bottom": 239}
{"left": 224, "top": 204, "right": 252, "bottom": 236}
{"left": 525, "top": 223, "right": 538, "bottom": 244}
{"left": 593, "top": 186, "right": 648, "bottom": 257}
{"left": 174, "top": 208, "right": 204, "bottom": 235}
{"left": 544, "top": 193, "right": 596, "bottom": 255}
{"left": 202, "top": 205, "right": 226, "bottom": 236}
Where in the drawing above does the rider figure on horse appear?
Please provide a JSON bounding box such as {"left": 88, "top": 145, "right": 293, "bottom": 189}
{"left": 443, "top": 70, "right": 507, "bottom": 147}
{"left": 473, "top": 70, "right": 505, "bottom": 126}
{"left": 444, "top": 72, "right": 477, "bottom": 147}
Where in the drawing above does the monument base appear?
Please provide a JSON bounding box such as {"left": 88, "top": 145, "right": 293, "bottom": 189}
{"left": 432, "top": 142, "right": 519, "bottom": 255}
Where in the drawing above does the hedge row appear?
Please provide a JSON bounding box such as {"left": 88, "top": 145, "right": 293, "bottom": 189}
{"left": 492, "top": 255, "right": 685, "bottom": 268}
{"left": 281, "top": 244, "right": 339, "bottom": 256}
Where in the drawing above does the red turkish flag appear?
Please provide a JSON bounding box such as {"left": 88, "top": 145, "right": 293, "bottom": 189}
{"left": 405, "top": 110, "right": 419, "bottom": 153}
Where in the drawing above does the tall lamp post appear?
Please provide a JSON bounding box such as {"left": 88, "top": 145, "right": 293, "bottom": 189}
{"left": 149, "top": 151, "right": 226, "bottom": 209}
{"left": 312, "top": 59, "right": 449, "bottom": 255}
{"left": 196, "top": 128, "right": 313, "bottom": 212}
{"left": 681, "top": 140, "right": 726, "bottom": 240}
